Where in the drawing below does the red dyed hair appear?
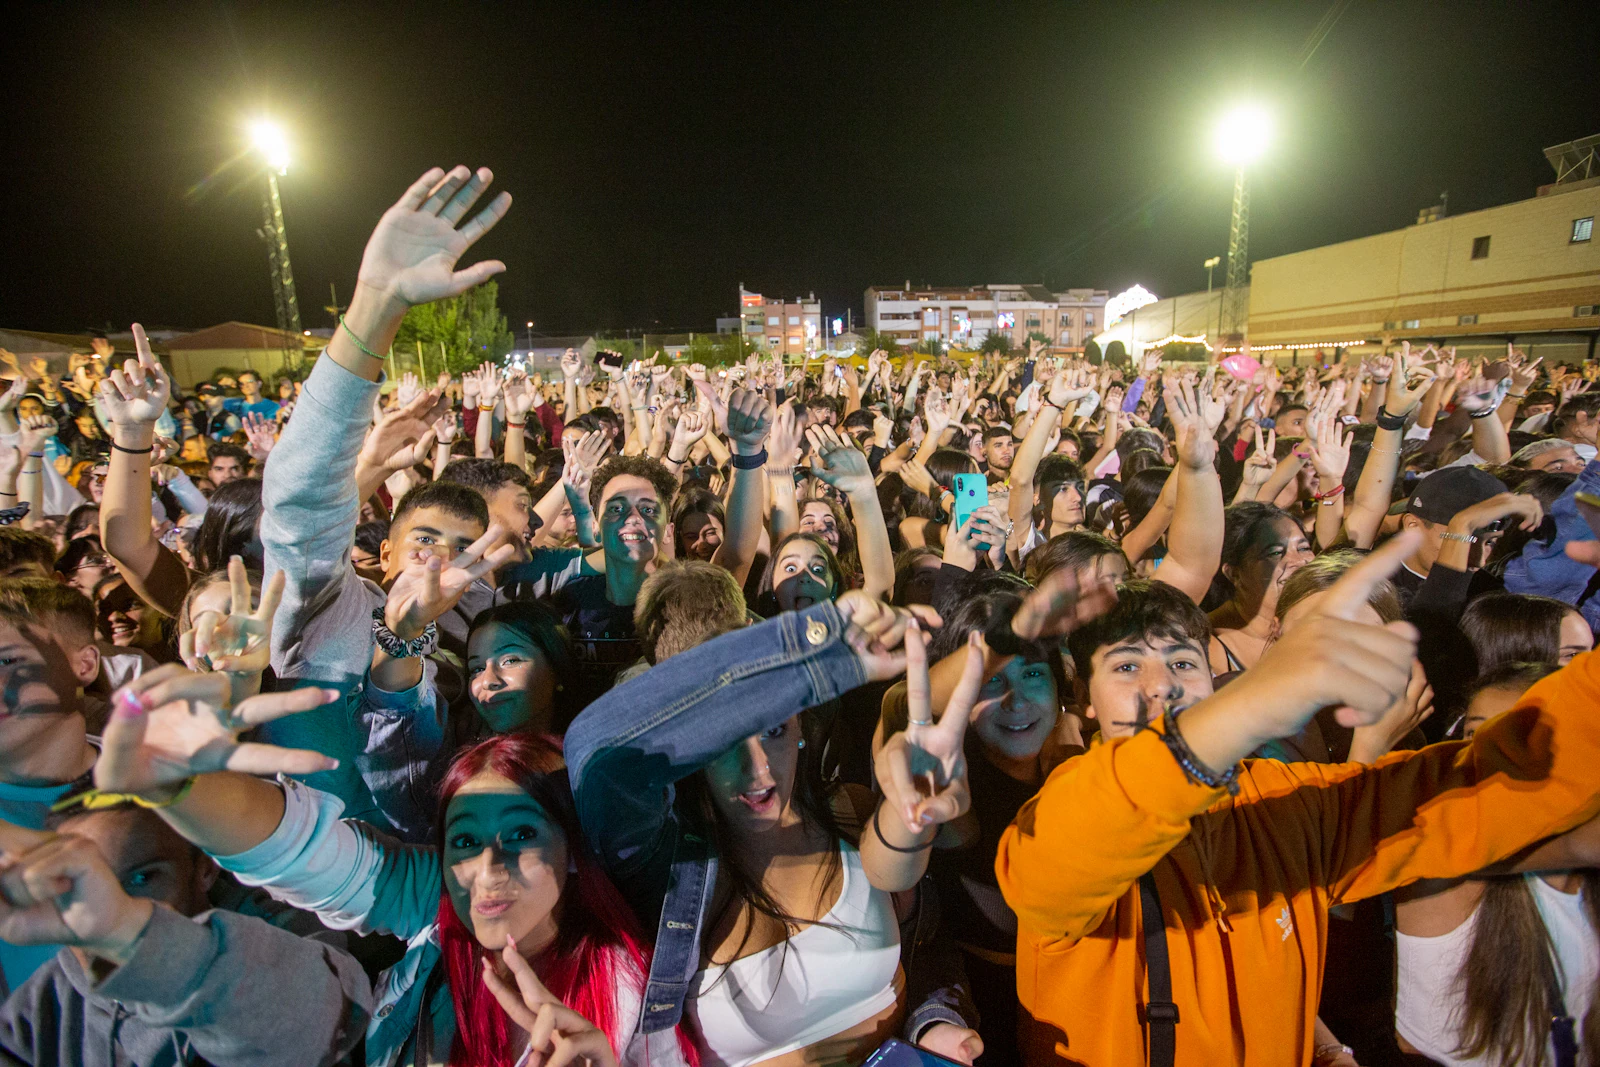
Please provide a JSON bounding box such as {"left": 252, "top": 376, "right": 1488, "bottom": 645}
{"left": 435, "top": 733, "right": 697, "bottom": 1066}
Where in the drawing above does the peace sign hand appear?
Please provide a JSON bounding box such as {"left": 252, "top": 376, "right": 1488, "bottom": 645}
{"left": 356, "top": 167, "right": 512, "bottom": 308}
{"left": 878, "top": 623, "right": 979, "bottom": 834}
{"left": 180, "top": 557, "right": 285, "bottom": 676}
{"left": 384, "top": 525, "right": 516, "bottom": 642}
{"left": 95, "top": 665, "right": 342, "bottom": 798}
{"left": 482, "top": 937, "right": 619, "bottom": 1067}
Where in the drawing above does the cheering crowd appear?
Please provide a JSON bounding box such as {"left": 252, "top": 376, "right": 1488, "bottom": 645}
{"left": 0, "top": 164, "right": 1596, "bottom": 1067}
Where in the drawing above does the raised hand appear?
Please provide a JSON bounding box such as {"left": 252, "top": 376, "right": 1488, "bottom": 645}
{"left": 1383, "top": 342, "right": 1438, "bottom": 417}
{"left": 878, "top": 623, "right": 979, "bottom": 834}
{"left": 384, "top": 525, "right": 515, "bottom": 642}
{"left": 806, "top": 423, "right": 873, "bottom": 496}
{"left": 356, "top": 166, "right": 512, "bottom": 308}
{"left": 1304, "top": 407, "right": 1352, "bottom": 485}
{"left": 1241, "top": 426, "right": 1276, "bottom": 490}
{"left": 97, "top": 323, "right": 171, "bottom": 428}
{"left": 668, "top": 409, "right": 709, "bottom": 461}
{"left": 560, "top": 349, "right": 583, "bottom": 383}
{"left": 835, "top": 591, "right": 942, "bottom": 681}
{"left": 562, "top": 430, "right": 609, "bottom": 496}
{"left": 504, "top": 369, "right": 535, "bottom": 422}
{"left": 18, "top": 414, "right": 58, "bottom": 457}
{"left": 724, "top": 388, "right": 774, "bottom": 454}
{"left": 923, "top": 389, "right": 951, "bottom": 434}
{"left": 1454, "top": 374, "right": 1501, "bottom": 413}
{"left": 1163, "top": 376, "right": 1216, "bottom": 469}
{"left": 1048, "top": 365, "right": 1095, "bottom": 409}
{"left": 95, "top": 665, "right": 342, "bottom": 796}
{"left": 433, "top": 410, "right": 459, "bottom": 445}
{"left": 396, "top": 371, "right": 422, "bottom": 408}
{"left": 358, "top": 389, "right": 450, "bottom": 479}
{"left": 473, "top": 362, "right": 502, "bottom": 408}
{"left": 1009, "top": 563, "right": 1120, "bottom": 642}
{"left": 242, "top": 412, "right": 277, "bottom": 460}
{"left": 180, "top": 557, "right": 285, "bottom": 676}
{"left": 0, "top": 819, "right": 153, "bottom": 964}
{"left": 481, "top": 938, "right": 620, "bottom": 1067}
{"left": 943, "top": 505, "right": 1008, "bottom": 572}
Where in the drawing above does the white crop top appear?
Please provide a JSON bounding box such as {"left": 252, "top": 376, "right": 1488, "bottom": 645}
{"left": 687, "top": 840, "right": 901, "bottom": 1067}
{"left": 1397, "top": 874, "right": 1597, "bottom": 1067}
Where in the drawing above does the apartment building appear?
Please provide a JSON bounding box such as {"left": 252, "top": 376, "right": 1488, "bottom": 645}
{"left": 739, "top": 286, "right": 823, "bottom": 355}
{"left": 863, "top": 283, "right": 1109, "bottom": 351}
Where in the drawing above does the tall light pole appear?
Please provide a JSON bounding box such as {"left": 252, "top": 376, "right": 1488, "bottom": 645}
{"left": 1214, "top": 105, "right": 1271, "bottom": 342}
{"left": 525, "top": 320, "right": 535, "bottom": 352}
{"left": 250, "top": 121, "right": 302, "bottom": 373}
{"left": 1203, "top": 256, "right": 1221, "bottom": 349}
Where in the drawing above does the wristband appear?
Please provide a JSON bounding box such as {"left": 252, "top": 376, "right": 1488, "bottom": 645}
{"left": 1375, "top": 409, "right": 1408, "bottom": 431}
{"left": 1157, "top": 707, "right": 1241, "bottom": 795}
{"left": 1468, "top": 405, "right": 1499, "bottom": 419}
{"left": 53, "top": 776, "right": 195, "bottom": 813}
{"left": 338, "top": 315, "right": 386, "bottom": 361}
{"left": 371, "top": 608, "right": 439, "bottom": 659}
{"left": 26, "top": 452, "right": 41, "bottom": 459}
{"left": 112, "top": 441, "right": 154, "bottom": 455}
{"left": 766, "top": 465, "right": 795, "bottom": 478}
{"left": 872, "top": 803, "right": 934, "bottom": 854}
{"left": 664, "top": 452, "right": 687, "bottom": 465}
{"left": 1441, "top": 530, "right": 1477, "bottom": 544}
{"left": 1314, "top": 484, "right": 1344, "bottom": 501}
{"left": 506, "top": 421, "right": 525, "bottom": 428}
{"left": 479, "top": 404, "right": 496, "bottom": 412}
{"left": 1508, "top": 391, "right": 1528, "bottom": 400}
{"left": 1369, "top": 377, "right": 1390, "bottom": 385}
{"left": 728, "top": 448, "right": 768, "bottom": 470}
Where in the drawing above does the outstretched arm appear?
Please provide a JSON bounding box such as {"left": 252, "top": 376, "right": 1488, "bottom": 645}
{"left": 711, "top": 388, "right": 773, "bottom": 585}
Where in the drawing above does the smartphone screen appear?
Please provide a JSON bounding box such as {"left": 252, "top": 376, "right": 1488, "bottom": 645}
{"left": 861, "top": 1039, "right": 968, "bottom": 1067}
{"left": 951, "top": 473, "right": 989, "bottom": 541}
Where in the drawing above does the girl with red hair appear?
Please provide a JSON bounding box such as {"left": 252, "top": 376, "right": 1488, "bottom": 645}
{"left": 95, "top": 672, "right": 695, "bottom": 1067}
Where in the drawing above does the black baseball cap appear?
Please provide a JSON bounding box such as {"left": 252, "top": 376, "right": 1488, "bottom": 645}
{"left": 195, "top": 382, "right": 221, "bottom": 396}
{"left": 1406, "top": 466, "right": 1506, "bottom": 525}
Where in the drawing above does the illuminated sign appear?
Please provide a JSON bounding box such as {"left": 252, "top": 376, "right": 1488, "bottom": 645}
{"left": 832, "top": 318, "right": 843, "bottom": 336}
{"left": 1105, "top": 285, "right": 1159, "bottom": 326}
{"left": 997, "top": 312, "right": 1015, "bottom": 329}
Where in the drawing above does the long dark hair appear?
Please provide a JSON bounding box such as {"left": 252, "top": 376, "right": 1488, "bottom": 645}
{"left": 1460, "top": 592, "right": 1578, "bottom": 672}
{"left": 193, "top": 478, "right": 263, "bottom": 573}
{"left": 1455, "top": 872, "right": 1600, "bottom": 1066}
{"left": 754, "top": 532, "right": 846, "bottom": 618}
{"left": 674, "top": 710, "right": 854, "bottom": 973}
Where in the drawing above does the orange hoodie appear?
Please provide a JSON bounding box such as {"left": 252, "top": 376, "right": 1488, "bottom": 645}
{"left": 995, "top": 649, "right": 1600, "bottom": 1067}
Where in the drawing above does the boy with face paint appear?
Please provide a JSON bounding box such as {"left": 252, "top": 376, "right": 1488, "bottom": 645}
{"left": 0, "top": 803, "right": 372, "bottom": 1067}
{"left": 996, "top": 534, "right": 1600, "bottom": 1067}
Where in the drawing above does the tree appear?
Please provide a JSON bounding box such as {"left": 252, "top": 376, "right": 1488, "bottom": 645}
{"left": 1027, "top": 330, "right": 1051, "bottom": 349}
{"left": 858, "top": 330, "right": 902, "bottom": 359}
{"left": 980, "top": 331, "right": 1012, "bottom": 356}
{"left": 1083, "top": 338, "right": 1104, "bottom": 366}
{"left": 393, "top": 280, "right": 514, "bottom": 375}
{"left": 1105, "top": 339, "right": 1128, "bottom": 368}
{"left": 914, "top": 335, "right": 945, "bottom": 358}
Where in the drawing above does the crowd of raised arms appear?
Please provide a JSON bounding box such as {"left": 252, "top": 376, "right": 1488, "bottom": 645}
{"left": 0, "top": 166, "right": 1597, "bottom": 1067}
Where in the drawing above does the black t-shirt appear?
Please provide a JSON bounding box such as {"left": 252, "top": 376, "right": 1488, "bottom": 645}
{"left": 547, "top": 574, "right": 639, "bottom": 719}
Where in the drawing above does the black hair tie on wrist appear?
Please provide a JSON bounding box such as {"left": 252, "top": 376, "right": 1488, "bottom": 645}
{"left": 112, "top": 442, "right": 155, "bottom": 455}
{"left": 872, "top": 803, "right": 934, "bottom": 854}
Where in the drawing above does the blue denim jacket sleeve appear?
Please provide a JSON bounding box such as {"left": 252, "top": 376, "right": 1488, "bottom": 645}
{"left": 1505, "top": 459, "right": 1600, "bottom": 632}
{"left": 564, "top": 601, "right": 868, "bottom": 886}
{"left": 355, "top": 657, "right": 449, "bottom": 844}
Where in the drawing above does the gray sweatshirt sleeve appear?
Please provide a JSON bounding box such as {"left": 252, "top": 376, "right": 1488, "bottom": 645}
{"left": 94, "top": 905, "right": 373, "bottom": 1067}
{"left": 261, "top": 353, "right": 381, "bottom": 683}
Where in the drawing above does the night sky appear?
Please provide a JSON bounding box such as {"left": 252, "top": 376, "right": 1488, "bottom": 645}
{"left": 3, "top": 1, "right": 1597, "bottom": 339}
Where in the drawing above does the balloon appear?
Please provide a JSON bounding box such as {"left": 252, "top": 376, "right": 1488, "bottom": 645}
{"left": 1219, "top": 353, "right": 1262, "bottom": 380}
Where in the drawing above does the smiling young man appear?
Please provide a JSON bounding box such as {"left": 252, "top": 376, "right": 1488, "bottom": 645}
{"left": 997, "top": 539, "right": 1600, "bottom": 1067}
{"left": 543, "top": 454, "right": 678, "bottom": 713}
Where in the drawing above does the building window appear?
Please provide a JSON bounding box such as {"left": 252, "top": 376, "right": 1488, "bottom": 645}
{"left": 1575, "top": 217, "right": 1595, "bottom": 243}
{"left": 1458, "top": 314, "right": 1479, "bottom": 325}
{"left": 1471, "top": 236, "right": 1491, "bottom": 259}
{"left": 1026, "top": 317, "right": 1041, "bottom": 328}
{"left": 1577, "top": 305, "right": 1598, "bottom": 317}
{"left": 1402, "top": 319, "right": 1421, "bottom": 329}
{"left": 923, "top": 310, "right": 940, "bottom": 325}
{"left": 1083, "top": 312, "right": 1095, "bottom": 328}
{"left": 788, "top": 316, "right": 799, "bottom": 326}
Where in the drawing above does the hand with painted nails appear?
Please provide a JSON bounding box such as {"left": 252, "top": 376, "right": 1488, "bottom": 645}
{"left": 94, "top": 664, "right": 342, "bottom": 798}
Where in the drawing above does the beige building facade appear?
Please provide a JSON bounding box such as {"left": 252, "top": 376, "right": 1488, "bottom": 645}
{"left": 1247, "top": 179, "right": 1600, "bottom": 362}
{"left": 863, "top": 284, "right": 1109, "bottom": 351}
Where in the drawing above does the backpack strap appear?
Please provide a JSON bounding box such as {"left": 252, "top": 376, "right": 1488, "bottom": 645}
{"left": 1139, "top": 870, "right": 1179, "bottom": 1067}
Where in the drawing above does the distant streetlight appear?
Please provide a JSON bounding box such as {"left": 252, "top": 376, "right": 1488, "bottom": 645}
{"left": 525, "top": 320, "right": 535, "bottom": 351}
{"left": 1203, "top": 256, "right": 1221, "bottom": 294}
{"left": 1213, "top": 104, "right": 1272, "bottom": 340}
{"left": 249, "top": 119, "right": 301, "bottom": 370}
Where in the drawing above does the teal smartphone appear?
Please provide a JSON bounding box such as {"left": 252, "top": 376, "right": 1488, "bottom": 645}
{"left": 952, "top": 473, "right": 989, "bottom": 545}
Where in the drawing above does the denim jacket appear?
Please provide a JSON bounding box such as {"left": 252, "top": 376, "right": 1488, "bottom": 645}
{"left": 564, "top": 601, "right": 974, "bottom": 1041}
{"left": 1505, "top": 457, "right": 1600, "bottom": 632}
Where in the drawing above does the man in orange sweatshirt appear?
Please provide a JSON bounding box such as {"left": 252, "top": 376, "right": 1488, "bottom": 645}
{"left": 995, "top": 533, "right": 1600, "bottom": 1067}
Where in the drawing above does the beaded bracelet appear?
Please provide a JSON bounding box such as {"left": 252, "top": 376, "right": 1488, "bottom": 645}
{"left": 1158, "top": 707, "right": 1241, "bottom": 795}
